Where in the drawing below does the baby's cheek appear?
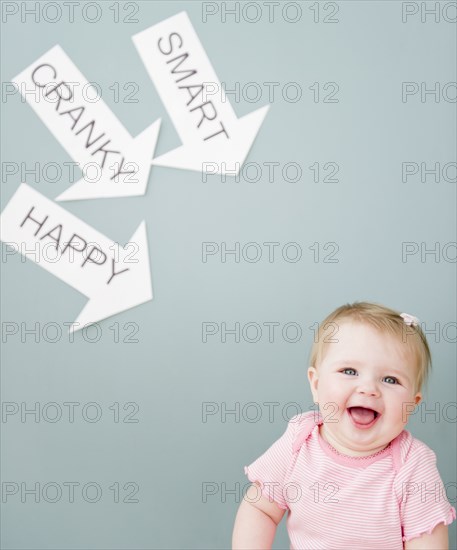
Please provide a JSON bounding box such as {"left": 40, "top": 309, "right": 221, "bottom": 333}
{"left": 391, "top": 398, "right": 413, "bottom": 424}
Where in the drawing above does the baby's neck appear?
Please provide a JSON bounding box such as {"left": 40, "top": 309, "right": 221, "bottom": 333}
{"left": 319, "top": 424, "right": 390, "bottom": 457}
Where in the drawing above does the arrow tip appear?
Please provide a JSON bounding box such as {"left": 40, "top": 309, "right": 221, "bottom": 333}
{"left": 151, "top": 105, "right": 269, "bottom": 175}
{"left": 56, "top": 119, "right": 161, "bottom": 201}
{"left": 72, "top": 221, "right": 152, "bottom": 327}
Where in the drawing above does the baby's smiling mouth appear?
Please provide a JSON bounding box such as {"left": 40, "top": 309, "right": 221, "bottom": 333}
{"left": 347, "top": 406, "right": 380, "bottom": 427}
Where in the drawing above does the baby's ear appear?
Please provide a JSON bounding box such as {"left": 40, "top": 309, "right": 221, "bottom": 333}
{"left": 307, "top": 366, "right": 319, "bottom": 401}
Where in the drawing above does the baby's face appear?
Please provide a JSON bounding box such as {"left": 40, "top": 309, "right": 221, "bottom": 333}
{"left": 307, "top": 320, "right": 422, "bottom": 456}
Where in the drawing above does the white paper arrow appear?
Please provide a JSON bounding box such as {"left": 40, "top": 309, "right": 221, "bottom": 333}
{"left": 132, "top": 11, "right": 269, "bottom": 175}
{"left": 0, "top": 184, "right": 152, "bottom": 331}
{"left": 12, "top": 45, "right": 161, "bottom": 201}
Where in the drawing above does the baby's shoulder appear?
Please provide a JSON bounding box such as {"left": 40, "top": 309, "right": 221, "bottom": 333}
{"left": 287, "top": 411, "right": 320, "bottom": 453}
{"left": 393, "top": 430, "right": 437, "bottom": 472}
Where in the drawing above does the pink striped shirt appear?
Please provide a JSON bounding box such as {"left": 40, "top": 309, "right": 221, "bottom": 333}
{"left": 244, "top": 411, "right": 456, "bottom": 550}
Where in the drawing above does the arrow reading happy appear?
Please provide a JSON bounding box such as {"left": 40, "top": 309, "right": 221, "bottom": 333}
{"left": 0, "top": 184, "right": 153, "bottom": 331}
{"left": 12, "top": 45, "right": 161, "bottom": 201}
{"left": 132, "top": 11, "right": 269, "bottom": 175}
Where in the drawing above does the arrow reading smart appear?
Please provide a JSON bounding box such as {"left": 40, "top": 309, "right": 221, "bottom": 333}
{"left": 133, "top": 11, "right": 269, "bottom": 175}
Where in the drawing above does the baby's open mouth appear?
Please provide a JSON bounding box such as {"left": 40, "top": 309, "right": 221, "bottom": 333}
{"left": 347, "top": 407, "right": 380, "bottom": 428}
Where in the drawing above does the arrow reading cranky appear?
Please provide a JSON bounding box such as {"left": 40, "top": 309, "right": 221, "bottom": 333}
{"left": 12, "top": 45, "right": 161, "bottom": 201}
{"left": 0, "top": 184, "right": 152, "bottom": 331}
{"left": 132, "top": 11, "right": 269, "bottom": 175}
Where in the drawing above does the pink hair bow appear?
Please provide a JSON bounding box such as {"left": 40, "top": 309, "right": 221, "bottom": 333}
{"left": 400, "top": 312, "right": 420, "bottom": 327}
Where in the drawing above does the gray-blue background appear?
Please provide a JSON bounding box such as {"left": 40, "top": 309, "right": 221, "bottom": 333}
{"left": 1, "top": 1, "right": 456, "bottom": 548}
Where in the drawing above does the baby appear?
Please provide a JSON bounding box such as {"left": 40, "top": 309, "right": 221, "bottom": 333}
{"left": 232, "top": 302, "right": 456, "bottom": 549}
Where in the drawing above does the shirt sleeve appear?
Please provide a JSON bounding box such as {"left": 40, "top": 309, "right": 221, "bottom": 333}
{"left": 244, "top": 414, "right": 302, "bottom": 510}
{"left": 394, "top": 437, "right": 456, "bottom": 542}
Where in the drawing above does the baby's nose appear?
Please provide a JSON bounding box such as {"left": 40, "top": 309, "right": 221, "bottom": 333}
{"left": 356, "top": 381, "right": 380, "bottom": 396}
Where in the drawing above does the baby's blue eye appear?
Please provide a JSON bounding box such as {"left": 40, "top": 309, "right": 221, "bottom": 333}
{"left": 342, "top": 368, "right": 357, "bottom": 376}
{"left": 383, "top": 376, "right": 398, "bottom": 384}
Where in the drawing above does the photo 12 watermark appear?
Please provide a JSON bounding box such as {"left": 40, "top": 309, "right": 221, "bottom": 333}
{"left": 1, "top": 2, "right": 140, "bottom": 24}
{"left": 401, "top": 242, "right": 456, "bottom": 263}
{"left": 2, "top": 401, "right": 140, "bottom": 423}
{"left": 2, "top": 80, "right": 140, "bottom": 105}
{"left": 201, "top": 320, "right": 340, "bottom": 344}
{"left": 2, "top": 481, "right": 140, "bottom": 503}
{"left": 201, "top": 2, "right": 340, "bottom": 24}
{"left": 201, "top": 241, "right": 340, "bottom": 264}
{"left": 401, "top": 2, "right": 456, "bottom": 23}
{"left": 402, "top": 82, "right": 456, "bottom": 103}
{"left": 198, "top": 81, "right": 340, "bottom": 105}
{"left": 200, "top": 161, "right": 340, "bottom": 184}
{"left": 402, "top": 162, "right": 456, "bottom": 183}
{"left": 1, "top": 320, "right": 140, "bottom": 343}
{"left": 202, "top": 480, "right": 340, "bottom": 504}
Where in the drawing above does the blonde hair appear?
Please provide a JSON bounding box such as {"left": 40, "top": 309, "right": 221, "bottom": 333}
{"left": 308, "top": 301, "right": 432, "bottom": 393}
